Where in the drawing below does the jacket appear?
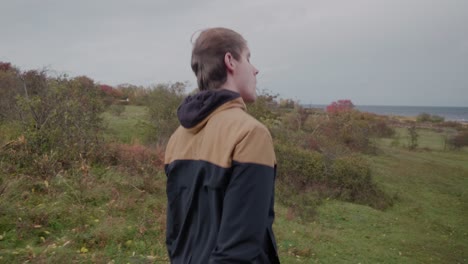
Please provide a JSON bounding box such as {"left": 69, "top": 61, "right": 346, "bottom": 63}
{"left": 164, "top": 88, "right": 280, "bottom": 263}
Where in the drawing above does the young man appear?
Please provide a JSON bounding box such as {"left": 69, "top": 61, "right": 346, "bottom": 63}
{"left": 164, "top": 27, "right": 280, "bottom": 263}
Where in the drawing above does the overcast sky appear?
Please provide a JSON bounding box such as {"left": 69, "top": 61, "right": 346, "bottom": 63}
{"left": 1, "top": 0, "right": 467, "bottom": 106}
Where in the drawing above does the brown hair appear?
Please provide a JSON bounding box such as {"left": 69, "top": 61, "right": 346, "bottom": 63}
{"left": 191, "top": 27, "right": 247, "bottom": 91}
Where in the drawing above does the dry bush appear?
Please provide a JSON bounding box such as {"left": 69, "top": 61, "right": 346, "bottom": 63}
{"left": 447, "top": 130, "right": 468, "bottom": 149}
{"left": 301, "top": 110, "right": 395, "bottom": 155}
{"left": 437, "top": 121, "right": 465, "bottom": 131}
{"left": 100, "top": 143, "right": 164, "bottom": 174}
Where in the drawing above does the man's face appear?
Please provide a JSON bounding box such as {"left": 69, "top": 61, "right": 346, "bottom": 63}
{"left": 234, "top": 47, "right": 259, "bottom": 103}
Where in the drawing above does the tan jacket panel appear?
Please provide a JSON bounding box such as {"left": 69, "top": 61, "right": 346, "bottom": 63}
{"left": 164, "top": 98, "right": 276, "bottom": 168}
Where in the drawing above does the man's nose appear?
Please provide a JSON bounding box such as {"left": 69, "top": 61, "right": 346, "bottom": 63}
{"left": 254, "top": 66, "right": 259, "bottom": 75}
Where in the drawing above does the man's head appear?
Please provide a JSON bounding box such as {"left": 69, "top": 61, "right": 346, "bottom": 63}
{"left": 191, "top": 27, "right": 259, "bottom": 102}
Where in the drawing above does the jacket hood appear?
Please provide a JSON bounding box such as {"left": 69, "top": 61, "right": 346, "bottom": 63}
{"left": 177, "top": 89, "right": 246, "bottom": 133}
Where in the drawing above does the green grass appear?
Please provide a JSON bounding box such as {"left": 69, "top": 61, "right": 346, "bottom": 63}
{"left": 1, "top": 106, "right": 467, "bottom": 263}
{"left": 0, "top": 163, "right": 168, "bottom": 261}
{"left": 273, "top": 142, "right": 468, "bottom": 263}
{"left": 381, "top": 127, "right": 462, "bottom": 151}
{"left": 101, "top": 105, "right": 149, "bottom": 144}
{"left": 0, "top": 166, "right": 169, "bottom": 263}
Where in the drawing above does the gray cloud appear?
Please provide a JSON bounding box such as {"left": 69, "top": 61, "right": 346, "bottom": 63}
{"left": 1, "top": 0, "right": 467, "bottom": 106}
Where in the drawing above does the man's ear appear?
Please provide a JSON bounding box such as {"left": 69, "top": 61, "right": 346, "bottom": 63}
{"left": 224, "top": 52, "right": 235, "bottom": 73}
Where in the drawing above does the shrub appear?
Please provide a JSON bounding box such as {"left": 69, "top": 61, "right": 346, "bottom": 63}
{"left": 326, "top": 155, "right": 393, "bottom": 209}
{"left": 417, "top": 112, "right": 445, "bottom": 123}
{"left": 318, "top": 111, "right": 376, "bottom": 154}
{"left": 0, "top": 65, "right": 22, "bottom": 123}
{"left": 274, "top": 142, "right": 393, "bottom": 220}
{"left": 326, "top": 99, "right": 354, "bottom": 114}
{"left": 437, "top": 120, "right": 464, "bottom": 131}
{"left": 269, "top": 125, "right": 311, "bottom": 151}
{"left": 0, "top": 74, "right": 106, "bottom": 177}
{"left": 275, "top": 142, "right": 326, "bottom": 188}
{"left": 246, "top": 89, "right": 279, "bottom": 123}
{"left": 144, "top": 82, "right": 185, "bottom": 144}
{"left": 278, "top": 98, "right": 295, "bottom": 109}
{"left": 280, "top": 105, "right": 310, "bottom": 131}
{"left": 102, "top": 143, "right": 164, "bottom": 173}
{"left": 430, "top": 115, "right": 445, "bottom": 123}
{"left": 24, "top": 76, "right": 104, "bottom": 160}
{"left": 448, "top": 130, "right": 468, "bottom": 149}
{"left": 274, "top": 142, "right": 325, "bottom": 220}
{"left": 369, "top": 120, "right": 395, "bottom": 138}
{"left": 299, "top": 109, "right": 395, "bottom": 155}
{"left": 416, "top": 113, "right": 431, "bottom": 122}
{"left": 329, "top": 156, "right": 371, "bottom": 196}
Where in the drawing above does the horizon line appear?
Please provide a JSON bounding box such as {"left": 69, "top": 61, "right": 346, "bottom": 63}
{"left": 301, "top": 103, "right": 468, "bottom": 108}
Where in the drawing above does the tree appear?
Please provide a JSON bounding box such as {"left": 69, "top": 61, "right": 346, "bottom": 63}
{"left": 407, "top": 124, "right": 419, "bottom": 150}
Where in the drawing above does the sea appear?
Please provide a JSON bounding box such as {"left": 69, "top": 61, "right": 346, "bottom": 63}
{"left": 303, "top": 104, "right": 468, "bottom": 122}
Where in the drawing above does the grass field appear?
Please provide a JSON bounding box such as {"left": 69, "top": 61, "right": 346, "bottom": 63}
{"left": 101, "top": 105, "right": 149, "bottom": 144}
{"left": 1, "top": 105, "right": 467, "bottom": 263}
{"left": 274, "top": 139, "right": 467, "bottom": 263}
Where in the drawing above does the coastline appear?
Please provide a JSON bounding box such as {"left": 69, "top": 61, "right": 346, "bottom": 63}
{"left": 383, "top": 114, "right": 468, "bottom": 129}
{"left": 303, "top": 104, "right": 468, "bottom": 123}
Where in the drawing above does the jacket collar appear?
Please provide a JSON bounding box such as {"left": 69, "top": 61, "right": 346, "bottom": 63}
{"left": 177, "top": 89, "right": 247, "bottom": 133}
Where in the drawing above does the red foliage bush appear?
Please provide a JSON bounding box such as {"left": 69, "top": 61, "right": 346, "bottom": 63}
{"left": 100, "top": 84, "right": 114, "bottom": 94}
{"left": 0, "top": 62, "right": 12, "bottom": 72}
{"left": 326, "top": 99, "right": 354, "bottom": 114}
{"left": 100, "top": 84, "right": 125, "bottom": 105}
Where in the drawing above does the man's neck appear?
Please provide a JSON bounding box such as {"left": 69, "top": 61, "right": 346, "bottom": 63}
{"left": 219, "top": 77, "right": 239, "bottom": 94}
